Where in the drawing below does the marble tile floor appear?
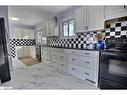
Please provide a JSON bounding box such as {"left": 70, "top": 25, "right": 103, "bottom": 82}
{"left": 0, "top": 58, "right": 98, "bottom": 90}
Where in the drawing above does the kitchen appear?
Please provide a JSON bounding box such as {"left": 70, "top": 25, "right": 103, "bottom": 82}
{"left": 0, "top": 5, "right": 127, "bottom": 89}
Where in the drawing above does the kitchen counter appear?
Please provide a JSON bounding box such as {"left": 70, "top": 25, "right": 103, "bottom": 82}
{"left": 39, "top": 45, "right": 100, "bottom": 51}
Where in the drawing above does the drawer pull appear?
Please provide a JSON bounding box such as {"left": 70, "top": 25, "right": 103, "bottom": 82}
{"left": 84, "top": 72, "right": 90, "bottom": 75}
{"left": 61, "top": 64, "right": 64, "bottom": 66}
{"left": 85, "top": 52, "right": 90, "bottom": 55}
{"left": 86, "top": 78, "right": 95, "bottom": 84}
{"left": 60, "top": 56, "right": 63, "bottom": 58}
{"left": 84, "top": 61, "right": 90, "bottom": 64}
{"left": 72, "top": 68, "right": 75, "bottom": 70}
{"left": 71, "top": 51, "right": 75, "bottom": 53}
{"left": 72, "top": 59, "right": 76, "bottom": 60}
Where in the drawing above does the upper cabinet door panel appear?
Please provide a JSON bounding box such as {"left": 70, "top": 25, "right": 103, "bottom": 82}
{"left": 105, "top": 6, "right": 127, "bottom": 20}
{"left": 87, "top": 6, "right": 104, "bottom": 31}
{"left": 74, "top": 7, "right": 87, "bottom": 33}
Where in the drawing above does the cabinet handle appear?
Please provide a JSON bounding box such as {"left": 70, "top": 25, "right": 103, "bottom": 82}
{"left": 72, "top": 68, "right": 75, "bottom": 70}
{"left": 60, "top": 56, "right": 63, "bottom": 58}
{"left": 71, "top": 51, "right": 75, "bottom": 53}
{"left": 84, "top": 61, "right": 90, "bottom": 64}
{"left": 84, "top": 72, "right": 90, "bottom": 75}
{"left": 85, "top": 52, "right": 90, "bottom": 55}
{"left": 72, "top": 59, "right": 76, "bottom": 61}
{"left": 61, "top": 64, "right": 64, "bottom": 66}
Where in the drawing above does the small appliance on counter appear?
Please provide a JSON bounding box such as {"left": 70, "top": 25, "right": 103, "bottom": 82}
{"left": 99, "top": 37, "right": 127, "bottom": 89}
{"left": 95, "top": 33, "right": 105, "bottom": 50}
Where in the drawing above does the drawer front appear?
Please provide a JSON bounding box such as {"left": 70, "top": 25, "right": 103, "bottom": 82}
{"left": 51, "top": 48, "right": 59, "bottom": 53}
{"left": 59, "top": 53, "right": 68, "bottom": 62}
{"left": 52, "top": 59, "right": 59, "bottom": 68}
{"left": 68, "top": 55, "right": 96, "bottom": 69}
{"left": 83, "top": 51, "right": 97, "bottom": 58}
{"left": 68, "top": 64, "right": 83, "bottom": 79}
{"left": 42, "top": 57, "right": 51, "bottom": 65}
{"left": 68, "top": 64, "right": 97, "bottom": 84}
{"left": 79, "top": 57, "right": 96, "bottom": 69}
{"left": 51, "top": 53, "right": 59, "bottom": 60}
{"left": 80, "top": 67, "right": 95, "bottom": 81}
{"left": 68, "top": 50, "right": 84, "bottom": 55}
{"left": 68, "top": 55, "right": 79, "bottom": 64}
{"left": 59, "top": 49, "right": 68, "bottom": 54}
{"left": 58, "top": 62, "right": 68, "bottom": 72}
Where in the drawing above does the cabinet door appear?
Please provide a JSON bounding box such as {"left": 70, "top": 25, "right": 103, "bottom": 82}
{"left": 14, "top": 28, "right": 23, "bottom": 39}
{"left": 50, "top": 20, "right": 55, "bottom": 36}
{"left": 105, "top": 6, "right": 127, "bottom": 20}
{"left": 23, "top": 46, "right": 30, "bottom": 57}
{"left": 74, "top": 7, "right": 87, "bottom": 33}
{"left": 46, "top": 21, "right": 52, "bottom": 36}
{"left": 87, "top": 6, "right": 104, "bottom": 31}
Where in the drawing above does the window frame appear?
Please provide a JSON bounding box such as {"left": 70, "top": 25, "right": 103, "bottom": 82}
{"left": 60, "top": 15, "right": 76, "bottom": 39}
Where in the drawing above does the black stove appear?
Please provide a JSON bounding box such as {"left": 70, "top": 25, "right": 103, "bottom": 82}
{"left": 99, "top": 38, "right": 127, "bottom": 89}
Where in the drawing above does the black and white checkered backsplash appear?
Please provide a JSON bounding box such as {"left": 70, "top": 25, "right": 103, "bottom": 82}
{"left": 105, "top": 21, "right": 127, "bottom": 38}
{"left": 47, "top": 20, "right": 127, "bottom": 49}
{"left": 47, "top": 31, "right": 103, "bottom": 49}
{"left": 10, "top": 39, "right": 36, "bottom": 57}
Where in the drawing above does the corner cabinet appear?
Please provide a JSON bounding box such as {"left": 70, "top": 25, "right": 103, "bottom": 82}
{"left": 74, "top": 6, "right": 104, "bottom": 33}
{"left": 105, "top": 6, "right": 127, "bottom": 20}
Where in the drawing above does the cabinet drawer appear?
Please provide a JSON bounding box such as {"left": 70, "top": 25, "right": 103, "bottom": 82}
{"left": 68, "top": 50, "right": 84, "bottom": 55}
{"left": 52, "top": 59, "right": 59, "bottom": 68}
{"left": 83, "top": 51, "right": 98, "bottom": 58}
{"left": 80, "top": 67, "right": 95, "bottom": 81}
{"left": 59, "top": 49, "right": 68, "bottom": 54}
{"left": 59, "top": 53, "right": 68, "bottom": 62}
{"left": 68, "top": 55, "right": 79, "bottom": 64}
{"left": 51, "top": 48, "right": 59, "bottom": 53}
{"left": 51, "top": 53, "right": 59, "bottom": 60}
{"left": 79, "top": 57, "right": 96, "bottom": 69}
{"left": 68, "top": 64, "right": 97, "bottom": 84}
{"left": 68, "top": 55, "right": 97, "bottom": 69}
{"left": 58, "top": 62, "right": 68, "bottom": 72}
{"left": 68, "top": 64, "right": 83, "bottom": 79}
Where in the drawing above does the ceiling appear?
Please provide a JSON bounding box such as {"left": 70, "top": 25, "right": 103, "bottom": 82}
{"left": 8, "top": 6, "right": 72, "bottom": 26}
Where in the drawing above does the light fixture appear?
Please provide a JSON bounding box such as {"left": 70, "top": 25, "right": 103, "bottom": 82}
{"left": 10, "top": 17, "right": 19, "bottom": 21}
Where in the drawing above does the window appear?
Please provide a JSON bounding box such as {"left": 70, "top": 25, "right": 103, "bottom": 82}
{"left": 62, "top": 19, "right": 75, "bottom": 37}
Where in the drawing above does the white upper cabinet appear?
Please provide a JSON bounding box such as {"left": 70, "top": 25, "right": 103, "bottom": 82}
{"left": 74, "top": 6, "right": 104, "bottom": 33}
{"left": 105, "top": 6, "right": 127, "bottom": 20}
{"left": 87, "top": 6, "right": 104, "bottom": 31}
{"left": 74, "top": 7, "right": 87, "bottom": 33}
{"left": 45, "top": 19, "right": 59, "bottom": 37}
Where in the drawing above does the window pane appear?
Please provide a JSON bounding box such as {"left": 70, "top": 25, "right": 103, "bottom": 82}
{"left": 63, "top": 21, "right": 68, "bottom": 36}
{"left": 69, "top": 20, "right": 74, "bottom": 36}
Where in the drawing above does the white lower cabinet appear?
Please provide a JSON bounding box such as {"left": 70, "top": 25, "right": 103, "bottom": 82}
{"left": 51, "top": 48, "right": 68, "bottom": 72}
{"left": 41, "top": 47, "right": 51, "bottom": 65}
{"left": 68, "top": 50, "right": 99, "bottom": 87}
{"left": 44, "top": 47, "right": 99, "bottom": 87}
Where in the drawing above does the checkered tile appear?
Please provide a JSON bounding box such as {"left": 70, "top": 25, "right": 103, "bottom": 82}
{"left": 105, "top": 21, "right": 127, "bottom": 38}
{"left": 47, "top": 21, "right": 127, "bottom": 49}
{"left": 10, "top": 39, "right": 36, "bottom": 58}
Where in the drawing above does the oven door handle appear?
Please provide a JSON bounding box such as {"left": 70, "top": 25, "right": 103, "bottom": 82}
{"left": 101, "top": 52, "right": 127, "bottom": 58}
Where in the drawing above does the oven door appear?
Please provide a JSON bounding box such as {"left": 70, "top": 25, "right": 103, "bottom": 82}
{"left": 99, "top": 51, "right": 127, "bottom": 88}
